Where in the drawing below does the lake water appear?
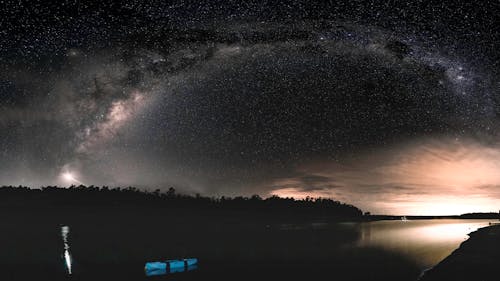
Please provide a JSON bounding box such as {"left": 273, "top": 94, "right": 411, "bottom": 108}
{"left": 5, "top": 213, "right": 497, "bottom": 281}
{"left": 354, "top": 219, "right": 495, "bottom": 270}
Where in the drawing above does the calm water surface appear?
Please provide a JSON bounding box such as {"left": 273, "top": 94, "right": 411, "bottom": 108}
{"left": 9, "top": 217, "right": 495, "bottom": 280}
{"left": 353, "top": 219, "right": 495, "bottom": 270}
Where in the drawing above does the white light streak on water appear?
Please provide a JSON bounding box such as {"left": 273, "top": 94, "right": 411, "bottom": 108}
{"left": 61, "top": 226, "right": 72, "bottom": 275}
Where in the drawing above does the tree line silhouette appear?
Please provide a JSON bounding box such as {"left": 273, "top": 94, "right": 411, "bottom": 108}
{"left": 0, "top": 185, "right": 363, "bottom": 220}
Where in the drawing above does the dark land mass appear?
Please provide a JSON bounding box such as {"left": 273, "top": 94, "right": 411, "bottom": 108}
{"left": 420, "top": 224, "right": 500, "bottom": 281}
{"left": 0, "top": 185, "right": 363, "bottom": 221}
{"left": 1, "top": 186, "right": 422, "bottom": 281}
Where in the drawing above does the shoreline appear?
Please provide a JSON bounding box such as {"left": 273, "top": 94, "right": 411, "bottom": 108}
{"left": 420, "top": 224, "right": 500, "bottom": 281}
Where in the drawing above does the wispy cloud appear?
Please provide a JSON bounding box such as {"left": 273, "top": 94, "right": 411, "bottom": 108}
{"left": 268, "top": 137, "right": 500, "bottom": 215}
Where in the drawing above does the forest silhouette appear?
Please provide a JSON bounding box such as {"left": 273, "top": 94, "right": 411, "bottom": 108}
{"left": 0, "top": 185, "right": 363, "bottom": 221}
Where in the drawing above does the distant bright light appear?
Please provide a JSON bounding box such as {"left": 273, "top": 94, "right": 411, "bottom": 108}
{"left": 62, "top": 172, "right": 74, "bottom": 182}
{"left": 61, "top": 171, "right": 84, "bottom": 185}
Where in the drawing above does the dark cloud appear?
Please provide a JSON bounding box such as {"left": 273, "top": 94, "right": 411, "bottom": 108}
{"left": 300, "top": 175, "right": 338, "bottom": 188}
{"left": 267, "top": 172, "right": 343, "bottom": 193}
{"left": 384, "top": 40, "right": 412, "bottom": 59}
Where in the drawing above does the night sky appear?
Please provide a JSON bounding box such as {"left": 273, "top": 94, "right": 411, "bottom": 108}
{"left": 1, "top": 1, "right": 500, "bottom": 214}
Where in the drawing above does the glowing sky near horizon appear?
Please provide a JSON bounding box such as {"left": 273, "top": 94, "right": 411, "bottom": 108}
{"left": 271, "top": 139, "right": 500, "bottom": 215}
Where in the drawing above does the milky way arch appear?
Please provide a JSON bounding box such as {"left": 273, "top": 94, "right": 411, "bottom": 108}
{"left": 1, "top": 20, "right": 499, "bottom": 214}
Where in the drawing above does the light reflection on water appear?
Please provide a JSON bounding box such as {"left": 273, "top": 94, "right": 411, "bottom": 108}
{"left": 356, "top": 219, "right": 494, "bottom": 269}
{"left": 61, "top": 225, "right": 72, "bottom": 275}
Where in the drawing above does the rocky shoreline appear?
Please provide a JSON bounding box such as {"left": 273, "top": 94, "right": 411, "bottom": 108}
{"left": 420, "top": 224, "right": 500, "bottom": 281}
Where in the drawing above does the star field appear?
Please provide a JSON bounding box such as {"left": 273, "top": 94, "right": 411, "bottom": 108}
{"left": 1, "top": 1, "right": 500, "bottom": 214}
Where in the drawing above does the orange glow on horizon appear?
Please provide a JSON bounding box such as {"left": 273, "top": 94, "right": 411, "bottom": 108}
{"left": 268, "top": 138, "right": 500, "bottom": 215}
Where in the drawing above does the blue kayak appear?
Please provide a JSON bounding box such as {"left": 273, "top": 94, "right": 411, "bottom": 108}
{"left": 145, "top": 258, "right": 198, "bottom": 276}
